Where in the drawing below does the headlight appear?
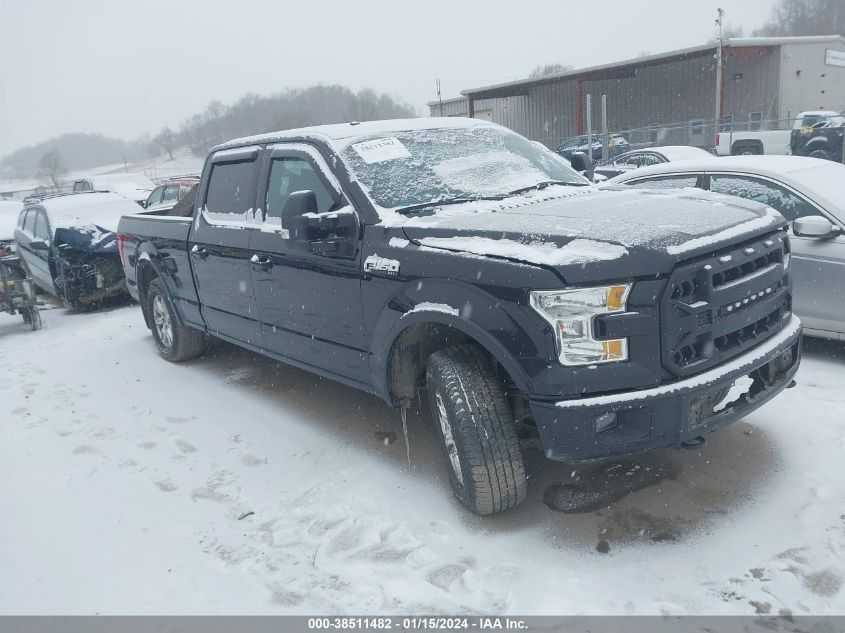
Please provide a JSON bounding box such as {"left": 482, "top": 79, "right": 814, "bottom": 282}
{"left": 530, "top": 284, "right": 632, "bottom": 366}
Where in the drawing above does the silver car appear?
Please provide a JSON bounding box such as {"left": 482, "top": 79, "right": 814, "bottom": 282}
{"left": 606, "top": 156, "right": 845, "bottom": 340}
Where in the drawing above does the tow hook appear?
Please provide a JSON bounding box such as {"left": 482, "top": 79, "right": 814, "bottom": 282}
{"left": 786, "top": 380, "right": 797, "bottom": 389}
{"left": 680, "top": 436, "right": 706, "bottom": 449}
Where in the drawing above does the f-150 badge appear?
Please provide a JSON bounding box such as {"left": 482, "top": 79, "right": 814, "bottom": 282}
{"left": 364, "top": 255, "right": 400, "bottom": 277}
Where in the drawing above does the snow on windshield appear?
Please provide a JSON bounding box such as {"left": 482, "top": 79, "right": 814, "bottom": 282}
{"left": 339, "top": 126, "right": 586, "bottom": 218}
{"left": 431, "top": 150, "right": 551, "bottom": 198}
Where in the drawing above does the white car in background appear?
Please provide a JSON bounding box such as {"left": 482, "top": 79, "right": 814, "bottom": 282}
{"left": 606, "top": 155, "right": 845, "bottom": 340}
{"left": 72, "top": 173, "right": 155, "bottom": 206}
{"left": 593, "top": 145, "right": 716, "bottom": 179}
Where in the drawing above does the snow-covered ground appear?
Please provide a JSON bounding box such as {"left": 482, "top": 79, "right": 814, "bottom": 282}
{"left": 1, "top": 302, "right": 843, "bottom": 615}
{"left": 0, "top": 148, "right": 204, "bottom": 195}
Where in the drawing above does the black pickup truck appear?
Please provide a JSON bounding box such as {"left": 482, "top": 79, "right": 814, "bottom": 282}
{"left": 790, "top": 111, "right": 845, "bottom": 161}
{"left": 117, "top": 118, "right": 801, "bottom": 515}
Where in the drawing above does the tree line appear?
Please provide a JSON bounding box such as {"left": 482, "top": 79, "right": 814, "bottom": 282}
{"left": 153, "top": 85, "right": 415, "bottom": 158}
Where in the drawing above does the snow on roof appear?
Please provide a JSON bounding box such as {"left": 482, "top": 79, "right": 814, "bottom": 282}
{"left": 27, "top": 192, "right": 141, "bottom": 233}
{"left": 608, "top": 155, "right": 834, "bottom": 180}
{"left": 650, "top": 146, "right": 719, "bottom": 162}
{"left": 797, "top": 110, "right": 842, "bottom": 117}
{"left": 213, "top": 117, "right": 493, "bottom": 153}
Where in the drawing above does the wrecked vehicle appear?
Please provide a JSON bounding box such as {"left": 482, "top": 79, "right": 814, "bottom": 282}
{"left": 117, "top": 118, "right": 801, "bottom": 515}
{"left": 14, "top": 191, "right": 140, "bottom": 309}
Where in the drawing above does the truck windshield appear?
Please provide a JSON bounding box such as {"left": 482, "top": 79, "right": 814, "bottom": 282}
{"left": 339, "top": 125, "right": 588, "bottom": 211}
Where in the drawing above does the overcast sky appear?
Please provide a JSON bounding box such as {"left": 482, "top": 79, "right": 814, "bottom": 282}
{"left": 0, "top": 0, "right": 776, "bottom": 158}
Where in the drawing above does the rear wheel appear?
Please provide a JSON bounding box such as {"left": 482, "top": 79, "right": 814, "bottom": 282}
{"left": 732, "top": 142, "right": 763, "bottom": 156}
{"left": 146, "top": 278, "right": 205, "bottom": 361}
{"left": 425, "top": 344, "right": 527, "bottom": 515}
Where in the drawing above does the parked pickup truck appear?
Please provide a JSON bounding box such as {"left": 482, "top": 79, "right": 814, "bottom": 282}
{"left": 714, "top": 129, "right": 792, "bottom": 156}
{"left": 790, "top": 111, "right": 845, "bottom": 161}
{"left": 117, "top": 118, "right": 801, "bottom": 515}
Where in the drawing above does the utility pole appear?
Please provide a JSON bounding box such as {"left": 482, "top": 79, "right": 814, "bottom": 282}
{"left": 601, "top": 95, "right": 608, "bottom": 162}
{"left": 586, "top": 94, "right": 593, "bottom": 162}
{"left": 435, "top": 79, "right": 443, "bottom": 117}
{"left": 714, "top": 7, "right": 724, "bottom": 148}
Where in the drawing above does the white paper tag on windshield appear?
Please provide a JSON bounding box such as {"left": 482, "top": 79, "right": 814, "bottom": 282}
{"left": 352, "top": 137, "right": 411, "bottom": 164}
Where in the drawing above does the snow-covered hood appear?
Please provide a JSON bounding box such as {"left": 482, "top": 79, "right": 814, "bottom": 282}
{"left": 398, "top": 186, "right": 786, "bottom": 283}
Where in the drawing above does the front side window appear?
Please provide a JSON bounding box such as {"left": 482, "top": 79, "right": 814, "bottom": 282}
{"left": 204, "top": 160, "right": 257, "bottom": 219}
{"left": 709, "top": 175, "right": 817, "bottom": 222}
{"left": 340, "top": 126, "right": 587, "bottom": 210}
{"left": 625, "top": 175, "right": 700, "bottom": 190}
{"left": 265, "top": 158, "right": 337, "bottom": 220}
{"left": 146, "top": 186, "right": 165, "bottom": 207}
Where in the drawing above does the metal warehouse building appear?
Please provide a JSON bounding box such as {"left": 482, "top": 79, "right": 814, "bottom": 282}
{"left": 429, "top": 36, "right": 845, "bottom": 149}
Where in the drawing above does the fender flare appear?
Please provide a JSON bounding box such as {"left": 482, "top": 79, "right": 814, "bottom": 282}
{"left": 135, "top": 246, "right": 187, "bottom": 328}
{"left": 368, "top": 281, "right": 541, "bottom": 402}
{"left": 803, "top": 137, "right": 833, "bottom": 152}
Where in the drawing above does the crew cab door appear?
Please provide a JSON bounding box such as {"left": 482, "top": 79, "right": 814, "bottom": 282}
{"left": 249, "top": 144, "right": 368, "bottom": 381}
{"left": 16, "top": 208, "right": 55, "bottom": 292}
{"left": 189, "top": 147, "right": 262, "bottom": 343}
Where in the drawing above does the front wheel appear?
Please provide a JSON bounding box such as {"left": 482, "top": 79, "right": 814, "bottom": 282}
{"left": 146, "top": 278, "right": 206, "bottom": 362}
{"left": 24, "top": 307, "right": 41, "bottom": 331}
{"left": 426, "top": 345, "right": 527, "bottom": 515}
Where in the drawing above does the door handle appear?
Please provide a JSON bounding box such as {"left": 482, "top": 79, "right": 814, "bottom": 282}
{"left": 250, "top": 254, "right": 273, "bottom": 269}
{"left": 191, "top": 245, "right": 208, "bottom": 258}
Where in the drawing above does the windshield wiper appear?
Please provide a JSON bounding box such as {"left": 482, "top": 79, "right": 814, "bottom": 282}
{"left": 506, "top": 180, "right": 589, "bottom": 196}
{"left": 396, "top": 196, "right": 506, "bottom": 215}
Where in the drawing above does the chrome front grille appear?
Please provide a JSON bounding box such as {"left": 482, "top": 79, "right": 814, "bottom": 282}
{"left": 661, "top": 230, "right": 791, "bottom": 377}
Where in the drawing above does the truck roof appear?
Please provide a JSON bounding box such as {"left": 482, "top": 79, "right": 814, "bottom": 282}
{"left": 212, "top": 117, "right": 495, "bottom": 154}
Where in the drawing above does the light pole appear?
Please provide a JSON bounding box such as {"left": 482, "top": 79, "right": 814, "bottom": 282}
{"left": 714, "top": 8, "right": 724, "bottom": 148}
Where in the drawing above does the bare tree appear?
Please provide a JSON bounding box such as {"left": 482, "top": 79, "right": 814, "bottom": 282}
{"left": 754, "top": 0, "right": 845, "bottom": 37}
{"left": 528, "top": 63, "right": 574, "bottom": 79}
{"left": 37, "top": 149, "right": 65, "bottom": 188}
{"left": 153, "top": 125, "right": 176, "bottom": 160}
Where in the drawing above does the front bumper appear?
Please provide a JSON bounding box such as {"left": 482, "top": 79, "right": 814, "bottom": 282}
{"left": 530, "top": 316, "right": 802, "bottom": 461}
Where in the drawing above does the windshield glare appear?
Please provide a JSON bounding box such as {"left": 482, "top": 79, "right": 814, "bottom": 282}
{"left": 339, "top": 126, "right": 587, "bottom": 210}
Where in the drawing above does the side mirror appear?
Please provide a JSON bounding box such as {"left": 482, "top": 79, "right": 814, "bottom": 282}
{"left": 793, "top": 215, "right": 839, "bottom": 238}
{"left": 281, "top": 190, "right": 318, "bottom": 236}
{"left": 30, "top": 239, "right": 49, "bottom": 251}
{"left": 569, "top": 151, "right": 594, "bottom": 181}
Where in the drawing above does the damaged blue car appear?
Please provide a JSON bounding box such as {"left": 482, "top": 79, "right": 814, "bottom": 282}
{"left": 14, "top": 191, "right": 141, "bottom": 309}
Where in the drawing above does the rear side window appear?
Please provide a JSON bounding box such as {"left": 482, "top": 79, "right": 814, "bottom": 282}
{"left": 625, "top": 175, "right": 700, "bottom": 190}
{"left": 162, "top": 184, "right": 181, "bottom": 203}
{"left": 709, "top": 175, "right": 817, "bottom": 222}
{"left": 34, "top": 211, "right": 50, "bottom": 240}
{"left": 204, "top": 160, "right": 258, "bottom": 221}
{"left": 24, "top": 209, "right": 37, "bottom": 233}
